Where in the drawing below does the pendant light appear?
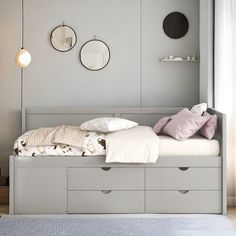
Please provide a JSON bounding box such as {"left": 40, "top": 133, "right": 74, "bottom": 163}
{"left": 16, "top": 0, "right": 31, "bottom": 67}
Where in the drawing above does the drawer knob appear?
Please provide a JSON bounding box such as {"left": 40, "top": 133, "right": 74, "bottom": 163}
{"left": 178, "top": 190, "right": 190, "bottom": 194}
{"left": 101, "top": 190, "right": 112, "bottom": 194}
{"left": 178, "top": 167, "right": 189, "bottom": 171}
{"left": 101, "top": 167, "right": 111, "bottom": 171}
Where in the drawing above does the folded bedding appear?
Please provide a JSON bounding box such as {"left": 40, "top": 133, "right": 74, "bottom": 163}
{"left": 13, "top": 125, "right": 159, "bottom": 163}
{"left": 14, "top": 128, "right": 106, "bottom": 157}
{"left": 106, "top": 126, "right": 159, "bottom": 163}
{"left": 25, "top": 126, "right": 87, "bottom": 148}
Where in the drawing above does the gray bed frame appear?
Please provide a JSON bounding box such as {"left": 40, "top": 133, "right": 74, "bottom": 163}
{"left": 10, "top": 107, "right": 226, "bottom": 215}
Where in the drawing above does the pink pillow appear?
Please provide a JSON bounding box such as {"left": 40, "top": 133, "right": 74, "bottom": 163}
{"left": 200, "top": 112, "right": 217, "bottom": 139}
{"left": 153, "top": 117, "right": 171, "bottom": 134}
{"left": 163, "top": 108, "right": 209, "bottom": 140}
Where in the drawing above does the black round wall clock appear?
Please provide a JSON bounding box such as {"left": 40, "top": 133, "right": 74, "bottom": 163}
{"left": 163, "top": 12, "right": 189, "bottom": 39}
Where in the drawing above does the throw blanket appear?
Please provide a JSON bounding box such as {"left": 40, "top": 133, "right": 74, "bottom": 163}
{"left": 105, "top": 126, "right": 159, "bottom": 163}
{"left": 26, "top": 125, "right": 87, "bottom": 149}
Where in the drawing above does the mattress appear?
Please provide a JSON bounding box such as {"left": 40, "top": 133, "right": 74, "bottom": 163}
{"left": 158, "top": 135, "right": 220, "bottom": 156}
{"left": 14, "top": 131, "right": 220, "bottom": 157}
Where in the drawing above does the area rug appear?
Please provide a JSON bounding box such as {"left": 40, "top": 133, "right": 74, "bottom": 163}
{"left": 0, "top": 215, "right": 235, "bottom": 236}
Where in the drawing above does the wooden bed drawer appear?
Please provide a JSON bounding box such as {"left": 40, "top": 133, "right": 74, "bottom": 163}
{"left": 146, "top": 190, "right": 221, "bottom": 213}
{"left": 68, "top": 167, "right": 144, "bottom": 190}
{"left": 146, "top": 168, "right": 221, "bottom": 190}
{"left": 68, "top": 191, "right": 144, "bottom": 213}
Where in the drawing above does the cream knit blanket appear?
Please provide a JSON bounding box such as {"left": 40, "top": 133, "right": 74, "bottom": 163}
{"left": 26, "top": 125, "right": 87, "bottom": 148}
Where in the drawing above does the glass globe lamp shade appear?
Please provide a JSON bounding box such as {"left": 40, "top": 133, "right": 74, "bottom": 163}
{"left": 16, "top": 48, "right": 31, "bottom": 68}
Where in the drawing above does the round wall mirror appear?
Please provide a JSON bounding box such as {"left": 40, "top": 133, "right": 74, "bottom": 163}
{"left": 80, "top": 39, "right": 110, "bottom": 71}
{"left": 163, "top": 12, "right": 189, "bottom": 39}
{"left": 50, "top": 25, "right": 77, "bottom": 52}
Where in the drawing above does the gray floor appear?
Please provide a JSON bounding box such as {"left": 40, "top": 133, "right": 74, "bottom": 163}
{"left": 0, "top": 215, "right": 235, "bottom": 236}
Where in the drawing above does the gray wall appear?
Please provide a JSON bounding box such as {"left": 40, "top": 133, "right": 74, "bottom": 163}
{"left": 23, "top": 0, "right": 199, "bottom": 108}
{"left": 0, "top": 0, "right": 200, "bottom": 174}
{"left": 24, "top": 0, "right": 141, "bottom": 107}
{"left": 0, "top": 0, "right": 21, "bottom": 175}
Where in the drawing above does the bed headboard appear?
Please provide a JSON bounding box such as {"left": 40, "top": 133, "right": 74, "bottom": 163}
{"left": 22, "top": 106, "right": 226, "bottom": 155}
{"left": 22, "top": 107, "right": 184, "bottom": 133}
{"left": 22, "top": 106, "right": 225, "bottom": 153}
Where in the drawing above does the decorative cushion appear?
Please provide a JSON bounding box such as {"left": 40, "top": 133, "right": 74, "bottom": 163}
{"left": 80, "top": 117, "right": 138, "bottom": 133}
{"left": 163, "top": 108, "right": 209, "bottom": 140}
{"left": 200, "top": 112, "right": 217, "bottom": 139}
{"left": 153, "top": 117, "right": 171, "bottom": 134}
{"left": 190, "top": 103, "right": 207, "bottom": 115}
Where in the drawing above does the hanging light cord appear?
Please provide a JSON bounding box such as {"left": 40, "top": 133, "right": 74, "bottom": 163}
{"left": 21, "top": 0, "right": 24, "bottom": 48}
{"left": 20, "top": 0, "right": 24, "bottom": 112}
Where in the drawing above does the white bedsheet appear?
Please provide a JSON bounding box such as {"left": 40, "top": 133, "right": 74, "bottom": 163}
{"left": 105, "top": 126, "right": 159, "bottom": 163}
{"left": 159, "top": 135, "right": 220, "bottom": 156}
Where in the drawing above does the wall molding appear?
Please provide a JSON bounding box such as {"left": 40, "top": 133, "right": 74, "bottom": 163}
{"left": 199, "top": 0, "right": 214, "bottom": 106}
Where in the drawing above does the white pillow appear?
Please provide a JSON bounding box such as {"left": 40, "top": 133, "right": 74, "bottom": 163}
{"left": 190, "top": 103, "right": 207, "bottom": 115}
{"left": 80, "top": 117, "right": 138, "bottom": 133}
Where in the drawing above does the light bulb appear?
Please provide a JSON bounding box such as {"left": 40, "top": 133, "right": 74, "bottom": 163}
{"left": 16, "top": 48, "right": 32, "bottom": 68}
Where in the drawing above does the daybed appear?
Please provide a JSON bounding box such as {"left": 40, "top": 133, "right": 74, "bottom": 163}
{"left": 9, "top": 107, "right": 226, "bottom": 214}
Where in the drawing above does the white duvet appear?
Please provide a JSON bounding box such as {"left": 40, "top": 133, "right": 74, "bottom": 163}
{"left": 105, "top": 126, "right": 159, "bottom": 163}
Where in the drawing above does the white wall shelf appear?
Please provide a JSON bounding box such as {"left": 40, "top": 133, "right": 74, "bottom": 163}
{"left": 160, "top": 59, "right": 200, "bottom": 62}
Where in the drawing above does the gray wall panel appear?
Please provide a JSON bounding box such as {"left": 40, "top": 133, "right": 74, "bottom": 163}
{"left": 24, "top": 0, "right": 141, "bottom": 107}
{"left": 142, "top": 0, "right": 199, "bottom": 106}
